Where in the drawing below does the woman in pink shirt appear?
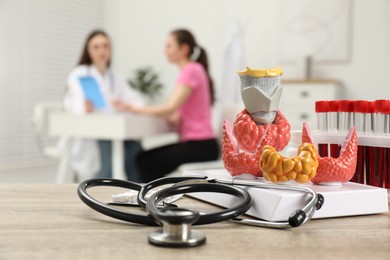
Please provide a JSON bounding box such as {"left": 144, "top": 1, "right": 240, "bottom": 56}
{"left": 113, "top": 29, "right": 219, "bottom": 182}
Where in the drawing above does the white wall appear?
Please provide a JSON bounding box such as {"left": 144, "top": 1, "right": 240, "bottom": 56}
{"left": 104, "top": 0, "right": 390, "bottom": 105}
{"left": 0, "top": 0, "right": 104, "bottom": 170}
{"left": 103, "top": 0, "right": 280, "bottom": 104}
{"left": 284, "top": 0, "right": 390, "bottom": 100}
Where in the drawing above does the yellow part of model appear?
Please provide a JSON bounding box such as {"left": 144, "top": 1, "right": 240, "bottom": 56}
{"left": 260, "top": 143, "right": 319, "bottom": 184}
{"left": 237, "top": 66, "right": 283, "bottom": 78}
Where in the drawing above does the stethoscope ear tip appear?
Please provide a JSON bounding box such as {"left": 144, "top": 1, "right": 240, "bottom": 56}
{"left": 288, "top": 210, "right": 306, "bottom": 228}
{"left": 315, "top": 194, "right": 325, "bottom": 210}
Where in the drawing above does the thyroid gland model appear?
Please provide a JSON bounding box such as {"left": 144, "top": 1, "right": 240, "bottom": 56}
{"left": 222, "top": 67, "right": 291, "bottom": 177}
{"left": 222, "top": 67, "right": 358, "bottom": 184}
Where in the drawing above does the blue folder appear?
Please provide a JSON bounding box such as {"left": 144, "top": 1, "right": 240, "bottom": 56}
{"left": 79, "top": 76, "right": 106, "bottom": 109}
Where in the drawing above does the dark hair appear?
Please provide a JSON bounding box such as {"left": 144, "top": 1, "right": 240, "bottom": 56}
{"left": 78, "top": 29, "right": 111, "bottom": 66}
{"left": 171, "top": 29, "right": 215, "bottom": 105}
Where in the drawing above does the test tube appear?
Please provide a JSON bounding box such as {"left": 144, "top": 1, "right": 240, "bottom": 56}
{"left": 316, "top": 101, "right": 328, "bottom": 131}
{"left": 328, "top": 101, "right": 340, "bottom": 158}
{"left": 365, "top": 101, "right": 375, "bottom": 134}
{"left": 385, "top": 103, "right": 390, "bottom": 134}
{"left": 386, "top": 147, "right": 390, "bottom": 188}
{"left": 385, "top": 102, "right": 390, "bottom": 188}
{"left": 374, "top": 100, "right": 387, "bottom": 133}
{"left": 315, "top": 100, "right": 329, "bottom": 157}
{"left": 352, "top": 100, "right": 368, "bottom": 132}
{"left": 370, "top": 100, "right": 389, "bottom": 187}
{"left": 338, "top": 100, "right": 352, "bottom": 132}
{"left": 328, "top": 101, "right": 339, "bottom": 132}
{"left": 351, "top": 100, "right": 368, "bottom": 184}
{"left": 365, "top": 101, "right": 376, "bottom": 185}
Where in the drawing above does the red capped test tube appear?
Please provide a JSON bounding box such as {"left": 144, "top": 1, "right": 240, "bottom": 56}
{"left": 370, "top": 100, "right": 390, "bottom": 187}
{"left": 384, "top": 102, "right": 390, "bottom": 188}
{"left": 365, "top": 101, "right": 375, "bottom": 185}
{"left": 316, "top": 101, "right": 329, "bottom": 131}
{"left": 366, "top": 101, "right": 375, "bottom": 134}
{"left": 338, "top": 100, "right": 353, "bottom": 132}
{"left": 351, "top": 100, "right": 368, "bottom": 184}
{"left": 315, "top": 101, "right": 329, "bottom": 157}
{"left": 328, "top": 101, "right": 340, "bottom": 158}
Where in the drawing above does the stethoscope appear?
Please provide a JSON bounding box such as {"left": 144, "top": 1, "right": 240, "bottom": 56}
{"left": 77, "top": 176, "right": 324, "bottom": 248}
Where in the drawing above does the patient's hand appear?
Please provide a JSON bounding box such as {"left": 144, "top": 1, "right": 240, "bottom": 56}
{"left": 166, "top": 111, "right": 180, "bottom": 127}
{"left": 85, "top": 100, "right": 94, "bottom": 113}
{"left": 112, "top": 100, "right": 135, "bottom": 112}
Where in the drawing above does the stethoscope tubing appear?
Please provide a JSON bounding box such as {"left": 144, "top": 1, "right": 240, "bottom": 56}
{"left": 146, "top": 182, "right": 253, "bottom": 225}
{"left": 77, "top": 177, "right": 322, "bottom": 229}
{"left": 137, "top": 176, "right": 208, "bottom": 209}
{"left": 77, "top": 178, "right": 157, "bottom": 226}
{"left": 78, "top": 177, "right": 253, "bottom": 226}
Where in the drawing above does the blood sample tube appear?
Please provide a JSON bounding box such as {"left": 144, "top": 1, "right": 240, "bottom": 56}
{"left": 315, "top": 100, "right": 329, "bottom": 157}
{"left": 386, "top": 147, "right": 390, "bottom": 188}
{"left": 370, "top": 100, "right": 389, "bottom": 187}
{"left": 328, "top": 101, "right": 340, "bottom": 158}
{"left": 353, "top": 100, "right": 368, "bottom": 132}
{"left": 384, "top": 101, "right": 390, "bottom": 188}
{"left": 316, "top": 101, "right": 328, "bottom": 131}
{"left": 385, "top": 101, "right": 390, "bottom": 134}
{"left": 365, "top": 101, "right": 375, "bottom": 134}
{"left": 365, "top": 101, "right": 375, "bottom": 185}
{"left": 339, "top": 100, "right": 352, "bottom": 132}
{"left": 328, "top": 101, "right": 339, "bottom": 131}
{"left": 374, "top": 100, "right": 387, "bottom": 133}
{"left": 351, "top": 100, "right": 368, "bottom": 184}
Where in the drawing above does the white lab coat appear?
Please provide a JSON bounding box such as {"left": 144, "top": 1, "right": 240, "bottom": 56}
{"left": 59, "top": 65, "right": 144, "bottom": 179}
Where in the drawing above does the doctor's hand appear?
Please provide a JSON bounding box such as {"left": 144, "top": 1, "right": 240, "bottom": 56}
{"left": 85, "top": 100, "right": 94, "bottom": 113}
{"left": 112, "top": 100, "right": 137, "bottom": 113}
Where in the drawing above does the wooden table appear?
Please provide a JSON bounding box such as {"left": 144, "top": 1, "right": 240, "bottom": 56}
{"left": 1, "top": 184, "right": 389, "bottom": 259}
{"left": 48, "top": 112, "right": 173, "bottom": 182}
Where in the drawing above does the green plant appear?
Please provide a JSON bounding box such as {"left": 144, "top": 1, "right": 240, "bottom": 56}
{"left": 128, "top": 67, "right": 164, "bottom": 99}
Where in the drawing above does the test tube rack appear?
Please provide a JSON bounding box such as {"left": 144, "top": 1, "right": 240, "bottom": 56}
{"left": 314, "top": 100, "right": 390, "bottom": 189}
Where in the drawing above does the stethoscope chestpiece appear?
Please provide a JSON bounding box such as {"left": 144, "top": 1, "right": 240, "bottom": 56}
{"left": 148, "top": 207, "right": 206, "bottom": 248}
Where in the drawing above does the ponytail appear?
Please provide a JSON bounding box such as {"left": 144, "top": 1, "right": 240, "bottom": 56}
{"left": 171, "top": 29, "right": 216, "bottom": 105}
{"left": 196, "top": 46, "right": 215, "bottom": 105}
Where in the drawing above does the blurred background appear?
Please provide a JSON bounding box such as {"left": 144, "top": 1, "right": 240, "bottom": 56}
{"left": 1, "top": 0, "right": 389, "bottom": 183}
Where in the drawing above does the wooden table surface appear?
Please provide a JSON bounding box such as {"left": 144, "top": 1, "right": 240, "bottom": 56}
{"left": 0, "top": 184, "right": 389, "bottom": 260}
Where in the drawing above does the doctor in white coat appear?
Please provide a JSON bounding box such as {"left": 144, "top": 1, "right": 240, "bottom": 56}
{"left": 63, "top": 30, "right": 144, "bottom": 181}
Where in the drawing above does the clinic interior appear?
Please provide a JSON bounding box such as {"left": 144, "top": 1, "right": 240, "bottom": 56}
{"left": 1, "top": 0, "right": 390, "bottom": 183}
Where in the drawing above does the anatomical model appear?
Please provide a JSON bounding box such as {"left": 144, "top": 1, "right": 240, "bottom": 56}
{"left": 222, "top": 67, "right": 291, "bottom": 177}
{"left": 222, "top": 67, "right": 358, "bottom": 184}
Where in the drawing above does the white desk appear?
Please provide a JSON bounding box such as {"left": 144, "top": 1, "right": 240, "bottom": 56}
{"left": 48, "top": 112, "right": 173, "bottom": 182}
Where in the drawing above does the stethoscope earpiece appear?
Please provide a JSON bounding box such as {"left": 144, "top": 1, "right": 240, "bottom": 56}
{"left": 288, "top": 210, "right": 306, "bottom": 227}
{"left": 148, "top": 207, "right": 206, "bottom": 248}
{"left": 315, "top": 194, "right": 325, "bottom": 210}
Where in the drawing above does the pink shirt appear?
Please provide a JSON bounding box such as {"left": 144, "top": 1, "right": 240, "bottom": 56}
{"left": 176, "top": 62, "right": 215, "bottom": 142}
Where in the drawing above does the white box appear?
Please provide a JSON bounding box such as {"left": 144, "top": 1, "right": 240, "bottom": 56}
{"left": 183, "top": 169, "right": 389, "bottom": 221}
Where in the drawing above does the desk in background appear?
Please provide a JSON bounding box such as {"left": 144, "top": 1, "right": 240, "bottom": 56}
{"left": 0, "top": 184, "right": 389, "bottom": 259}
{"left": 48, "top": 112, "right": 173, "bottom": 182}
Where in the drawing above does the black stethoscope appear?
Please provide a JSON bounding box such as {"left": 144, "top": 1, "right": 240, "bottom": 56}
{"left": 77, "top": 176, "right": 324, "bottom": 248}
